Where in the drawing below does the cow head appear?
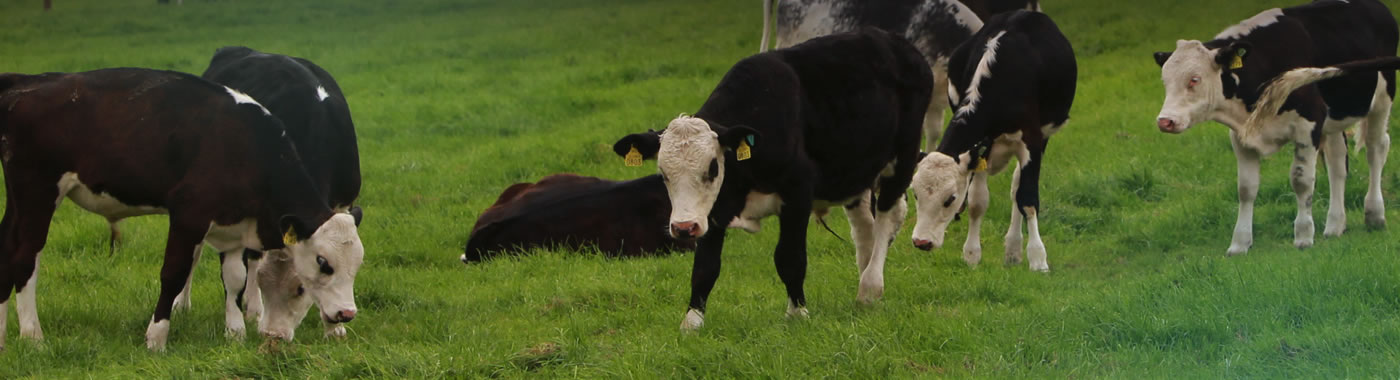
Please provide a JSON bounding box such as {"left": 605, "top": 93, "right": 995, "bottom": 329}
{"left": 910, "top": 151, "right": 974, "bottom": 251}
{"left": 613, "top": 115, "right": 757, "bottom": 240}
{"left": 1153, "top": 40, "right": 1250, "bottom": 133}
{"left": 259, "top": 212, "right": 363, "bottom": 340}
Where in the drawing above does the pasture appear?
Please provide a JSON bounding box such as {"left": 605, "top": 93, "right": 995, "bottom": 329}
{"left": 2, "top": 0, "right": 1399, "bottom": 377}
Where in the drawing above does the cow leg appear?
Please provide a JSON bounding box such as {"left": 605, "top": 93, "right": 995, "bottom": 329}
{"left": 1228, "top": 131, "right": 1262, "bottom": 256}
{"left": 963, "top": 171, "right": 990, "bottom": 267}
{"left": 242, "top": 249, "right": 264, "bottom": 322}
{"left": 775, "top": 194, "right": 812, "bottom": 318}
{"left": 1321, "top": 132, "right": 1348, "bottom": 237}
{"left": 1363, "top": 93, "right": 1392, "bottom": 228}
{"left": 172, "top": 246, "right": 202, "bottom": 312}
{"left": 1005, "top": 161, "right": 1026, "bottom": 265}
{"left": 218, "top": 251, "right": 247, "bottom": 339}
{"left": 924, "top": 67, "right": 950, "bottom": 150}
{"left": 681, "top": 228, "right": 727, "bottom": 331}
{"left": 859, "top": 190, "right": 906, "bottom": 304}
{"left": 843, "top": 191, "right": 876, "bottom": 274}
{"left": 1017, "top": 143, "right": 1049, "bottom": 272}
{"left": 145, "top": 217, "right": 206, "bottom": 352}
{"left": 3, "top": 174, "right": 62, "bottom": 347}
{"left": 1290, "top": 143, "right": 1319, "bottom": 249}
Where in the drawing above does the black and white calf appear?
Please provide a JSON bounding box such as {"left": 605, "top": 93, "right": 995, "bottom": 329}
{"left": 198, "top": 46, "right": 364, "bottom": 341}
{"left": 910, "top": 11, "right": 1076, "bottom": 272}
{"left": 760, "top": 0, "right": 982, "bottom": 150}
{"left": 613, "top": 29, "right": 931, "bottom": 329}
{"left": 0, "top": 68, "right": 364, "bottom": 351}
{"left": 1152, "top": 0, "right": 1397, "bottom": 255}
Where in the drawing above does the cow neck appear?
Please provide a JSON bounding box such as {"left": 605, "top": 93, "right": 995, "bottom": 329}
{"left": 253, "top": 130, "right": 335, "bottom": 249}
{"left": 934, "top": 118, "right": 993, "bottom": 158}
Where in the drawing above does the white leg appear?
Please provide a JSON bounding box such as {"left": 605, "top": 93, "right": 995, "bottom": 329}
{"left": 172, "top": 245, "right": 202, "bottom": 312}
{"left": 1004, "top": 165, "right": 1025, "bottom": 265}
{"left": 924, "top": 69, "right": 949, "bottom": 150}
{"left": 1025, "top": 207, "right": 1049, "bottom": 272}
{"left": 680, "top": 308, "right": 704, "bottom": 331}
{"left": 1291, "top": 144, "right": 1318, "bottom": 249}
{"left": 1363, "top": 96, "right": 1391, "bottom": 228}
{"left": 859, "top": 192, "right": 906, "bottom": 304}
{"left": 244, "top": 253, "right": 263, "bottom": 322}
{"left": 1321, "top": 133, "right": 1348, "bottom": 237}
{"left": 844, "top": 192, "right": 876, "bottom": 274}
{"left": 1228, "top": 131, "right": 1261, "bottom": 256}
{"left": 785, "top": 300, "right": 809, "bottom": 319}
{"left": 0, "top": 299, "right": 7, "bottom": 350}
{"left": 220, "top": 251, "right": 247, "bottom": 339}
{"left": 963, "top": 172, "right": 990, "bottom": 267}
{"left": 145, "top": 317, "right": 170, "bottom": 352}
{"left": 16, "top": 254, "right": 42, "bottom": 341}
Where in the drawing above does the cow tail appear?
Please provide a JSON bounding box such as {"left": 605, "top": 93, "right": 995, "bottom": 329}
{"left": 1242, "top": 57, "right": 1400, "bottom": 141}
{"left": 759, "top": 0, "right": 773, "bottom": 53}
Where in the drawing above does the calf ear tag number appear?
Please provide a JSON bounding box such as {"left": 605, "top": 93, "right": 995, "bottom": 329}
{"left": 624, "top": 146, "right": 643, "bottom": 167}
{"left": 1230, "top": 49, "right": 1246, "bottom": 70}
{"left": 736, "top": 137, "right": 753, "bottom": 161}
{"left": 974, "top": 158, "right": 988, "bottom": 172}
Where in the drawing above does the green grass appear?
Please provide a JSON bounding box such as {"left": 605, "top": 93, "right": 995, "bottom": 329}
{"left": 2, "top": 0, "right": 1399, "bottom": 377}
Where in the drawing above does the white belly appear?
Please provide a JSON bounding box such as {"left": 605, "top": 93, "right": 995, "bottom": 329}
{"left": 58, "top": 172, "right": 165, "bottom": 219}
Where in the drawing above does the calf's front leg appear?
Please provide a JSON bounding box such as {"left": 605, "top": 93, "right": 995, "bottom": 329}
{"left": 1228, "top": 131, "right": 1262, "bottom": 256}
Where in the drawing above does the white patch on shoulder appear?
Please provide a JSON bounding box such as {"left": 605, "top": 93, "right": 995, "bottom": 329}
{"left": 224, "top": 86, "right": 271, "bottom": 115}
{"left": 57, "top": 172, "right": 166, "bottom": 218}
{"left": 957, "top": 31, "right": 1007, "bottom": 117}
{"left": 316, "top": 86, "right": 330, "bottom": 102}
{"left": 1214, "top": 8, "right": 1284, "bottom": 40}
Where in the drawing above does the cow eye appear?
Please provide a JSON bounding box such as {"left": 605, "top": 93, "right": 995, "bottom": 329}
{"left": 1188, "top": 76, "right": 1201, "bottom": 88}
{"left": 705, "top": 159, "right": 719, "bottom": 182}
{"left": 316, "top": 255, "right": 334, "bottom": 275}
{"left": 942, "top": 195, "right": 957, "bottom": 208}
{"left": 296, "top": 286, "right": 305, "bottom": 297}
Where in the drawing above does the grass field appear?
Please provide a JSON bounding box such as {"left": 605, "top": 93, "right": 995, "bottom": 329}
{"left": 2, "top": 0, "right": 1400, "bottom": 377}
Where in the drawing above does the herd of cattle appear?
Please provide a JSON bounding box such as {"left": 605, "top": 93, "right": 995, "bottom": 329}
{"left": 0, "top": 0, "right": 1397, "bottom": 350}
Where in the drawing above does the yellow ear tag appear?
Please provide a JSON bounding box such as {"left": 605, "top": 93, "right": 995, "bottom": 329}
{"left": 624, "top": 146, "right": 643, "bottom": 167}
{"left": 736, "top": 140, "right": 752, "bottom": 161}
{"left": 282, "top": 228, "right": 298, "bottom": 246}
{"left": 1230, "top": 55, "right": 1244, "bottom": 70}
{"left": 974, "top": 158, "right": 988, "bottom": 172}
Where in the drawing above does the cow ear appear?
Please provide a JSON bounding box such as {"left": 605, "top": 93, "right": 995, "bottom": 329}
{"left": 279, "top": 215, "right": 315, "bottom": 245}
{"left": 612, "top": 130, "right": 661, "bottom": 160}
{"left": 718, "top": 125, "right": 760, "bottom": 150}
{"left": 1215, "top": 42, "right": 1251, "bottom": 70}
{"left": 917, "top": 151, "right": 930, "bottom": 162}
{"left": 348, "top": 206, "right": 364, "bottom": 227}
{"left": 1153, "top": 51, "right": 1172, "bottom": 67}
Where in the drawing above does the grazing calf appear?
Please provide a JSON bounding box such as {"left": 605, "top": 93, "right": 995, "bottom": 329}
{"left": 0, "top": 68, "right": 364, "bottom": 351}
{"left": 461, "top": 173, "right": 693, "bottom": 262}
{"left": 613, "top": 29, "right": 931, "bottom": 329}
{"left": 760, "top": 0, "right": 982, "bottom": 150}
{"left": 910, "top": 11, "right": 1076, "bottom": 272}
{"left": 1152, "top": 0, "right": 1397, "bottom": 255}
{"left": 199, "top": 46, "right": 364, "bottom": 340}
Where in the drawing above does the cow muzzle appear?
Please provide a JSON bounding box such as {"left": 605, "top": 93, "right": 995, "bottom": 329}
{"left": 1157, "top": 117, "right": 1184, "bottom": 134}
{"left": 324, "top": 309, "right": 356, "bottom": 324}
{"left": 670, "top": 221, "right": 703, "bottom": 240}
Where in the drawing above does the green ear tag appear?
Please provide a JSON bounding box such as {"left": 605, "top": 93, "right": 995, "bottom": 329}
{"left": 745, "top": 135, "right": 756, "bottom": 147}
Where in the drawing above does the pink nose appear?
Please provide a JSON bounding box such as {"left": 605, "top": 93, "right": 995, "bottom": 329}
{"left": 333, "top": 309, "right": 356, "bottom": 323}
{"left": 912, "top": 239, "right": 934, "bottom": 251}
{"left": 1157, "top": 118, "right": 1177, "bottom": 132}
{"left": 670, "top": 222, "right": 701, "bottom": 239}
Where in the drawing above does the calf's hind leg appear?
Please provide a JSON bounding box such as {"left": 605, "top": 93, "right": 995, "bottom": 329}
{"left": 1363, "top": 93, "right": 1392, "bottom": 228}
{"left": 0, "top": 174, "right": 63, "bottom": 347}
{"left": 144, "top": 215, "right": 209, "bottom": 352}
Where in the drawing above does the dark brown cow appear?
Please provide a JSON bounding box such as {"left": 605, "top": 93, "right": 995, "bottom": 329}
{"left": 0, "top": 68, "right": 364, "bottom": 351}
{"left": 462, "top": 174, "right": 692, "bottom": 263}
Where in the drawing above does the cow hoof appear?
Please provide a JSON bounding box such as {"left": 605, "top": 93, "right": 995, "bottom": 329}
{"left": 325, "top": 324, "right": 347, "bottom": 339}
{"left": 19, "top": 325, "right": 43, "bottom": 341}
{"left": 1030, "top": 261, "right": 1050, "bottom": 273}
{"left": 226, "top": 326, "right": 246, "bottom": 341}
{"left": 680, "top": 309, "right": 704, "bottom": 331}
{"left": 1226, "top": 242, "right": 1251, "bottom": 256}
{"left": 1365, "top": 210, "right": 1386, "bottom": 229}
{"left": 962, "top": 247, "right": 982, "bottom": 267}
{"left": 786, "top": 305, "right": 810, "bottom": 320}
{"left": 1323, "top": 224, "right": 1345, "bottom": 238}
{"left": 145, "top": 319, "right": 170, "bottom": 352}
{"left": 459, "top": 254, "right": 468, "bottom": 264}
{"left": 245, "top": 302, "right": 263, "bottom": 323}
{"left": 1294, "top": 238, "right": 1313, "bottom": 249}
{"left": 857, "top": 284, "right": 883, "bottom": 305}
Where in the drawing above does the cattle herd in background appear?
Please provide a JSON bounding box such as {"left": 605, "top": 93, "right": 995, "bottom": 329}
{"left": 0, "top": 0, "right": 1395, "bottom": 350}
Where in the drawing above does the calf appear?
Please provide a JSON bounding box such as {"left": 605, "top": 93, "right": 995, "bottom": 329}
{"left": 461, "top": 173, "right": 693, "bottom": 262}
{"left": 1152, "top": 0, "right": 1397, "bottom": 255}
{"left": 760, "top": 0, "right": 982, "bottom": 150}
{"left": 909, "top": 11, "right": 1076, "bottom": 272}
{"left": 0, "top": 68, "right": 364, "bottom": 351}
{"left": 613, "top": 29, "right": 931, "bottom": 330}
{"left": 197, "top": 46, "right": 364, "bottom": 340}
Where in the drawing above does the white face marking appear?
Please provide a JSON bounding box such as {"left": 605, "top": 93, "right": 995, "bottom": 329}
{"left": 657, "top": 116, "right": 725, "bottom": 238}
{"left": 316, "top": 86, "right": 330, "bottom": 102}
{"left": 910, "top": 152, "right": 973, "bottom": 248}
{"left": 957, "top": 31, "right": 1008, "bottom": 117}
{"left": 223, "top": 86, "right": 271, "bottom": 115}
{"left": 287, "top": 213, "right": 363, "bottom": 323}
{"left": 1157, "top": 40, "right": 1228, "bottom": 133}
{"left": 57, "top": 172, "right": 167, "bottom": 218}
{"left": 257, "top": 249, "right": 313, "bottom": 341}
{"left": 1213, "top": 8, "right": 1284, "bottom": 40}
